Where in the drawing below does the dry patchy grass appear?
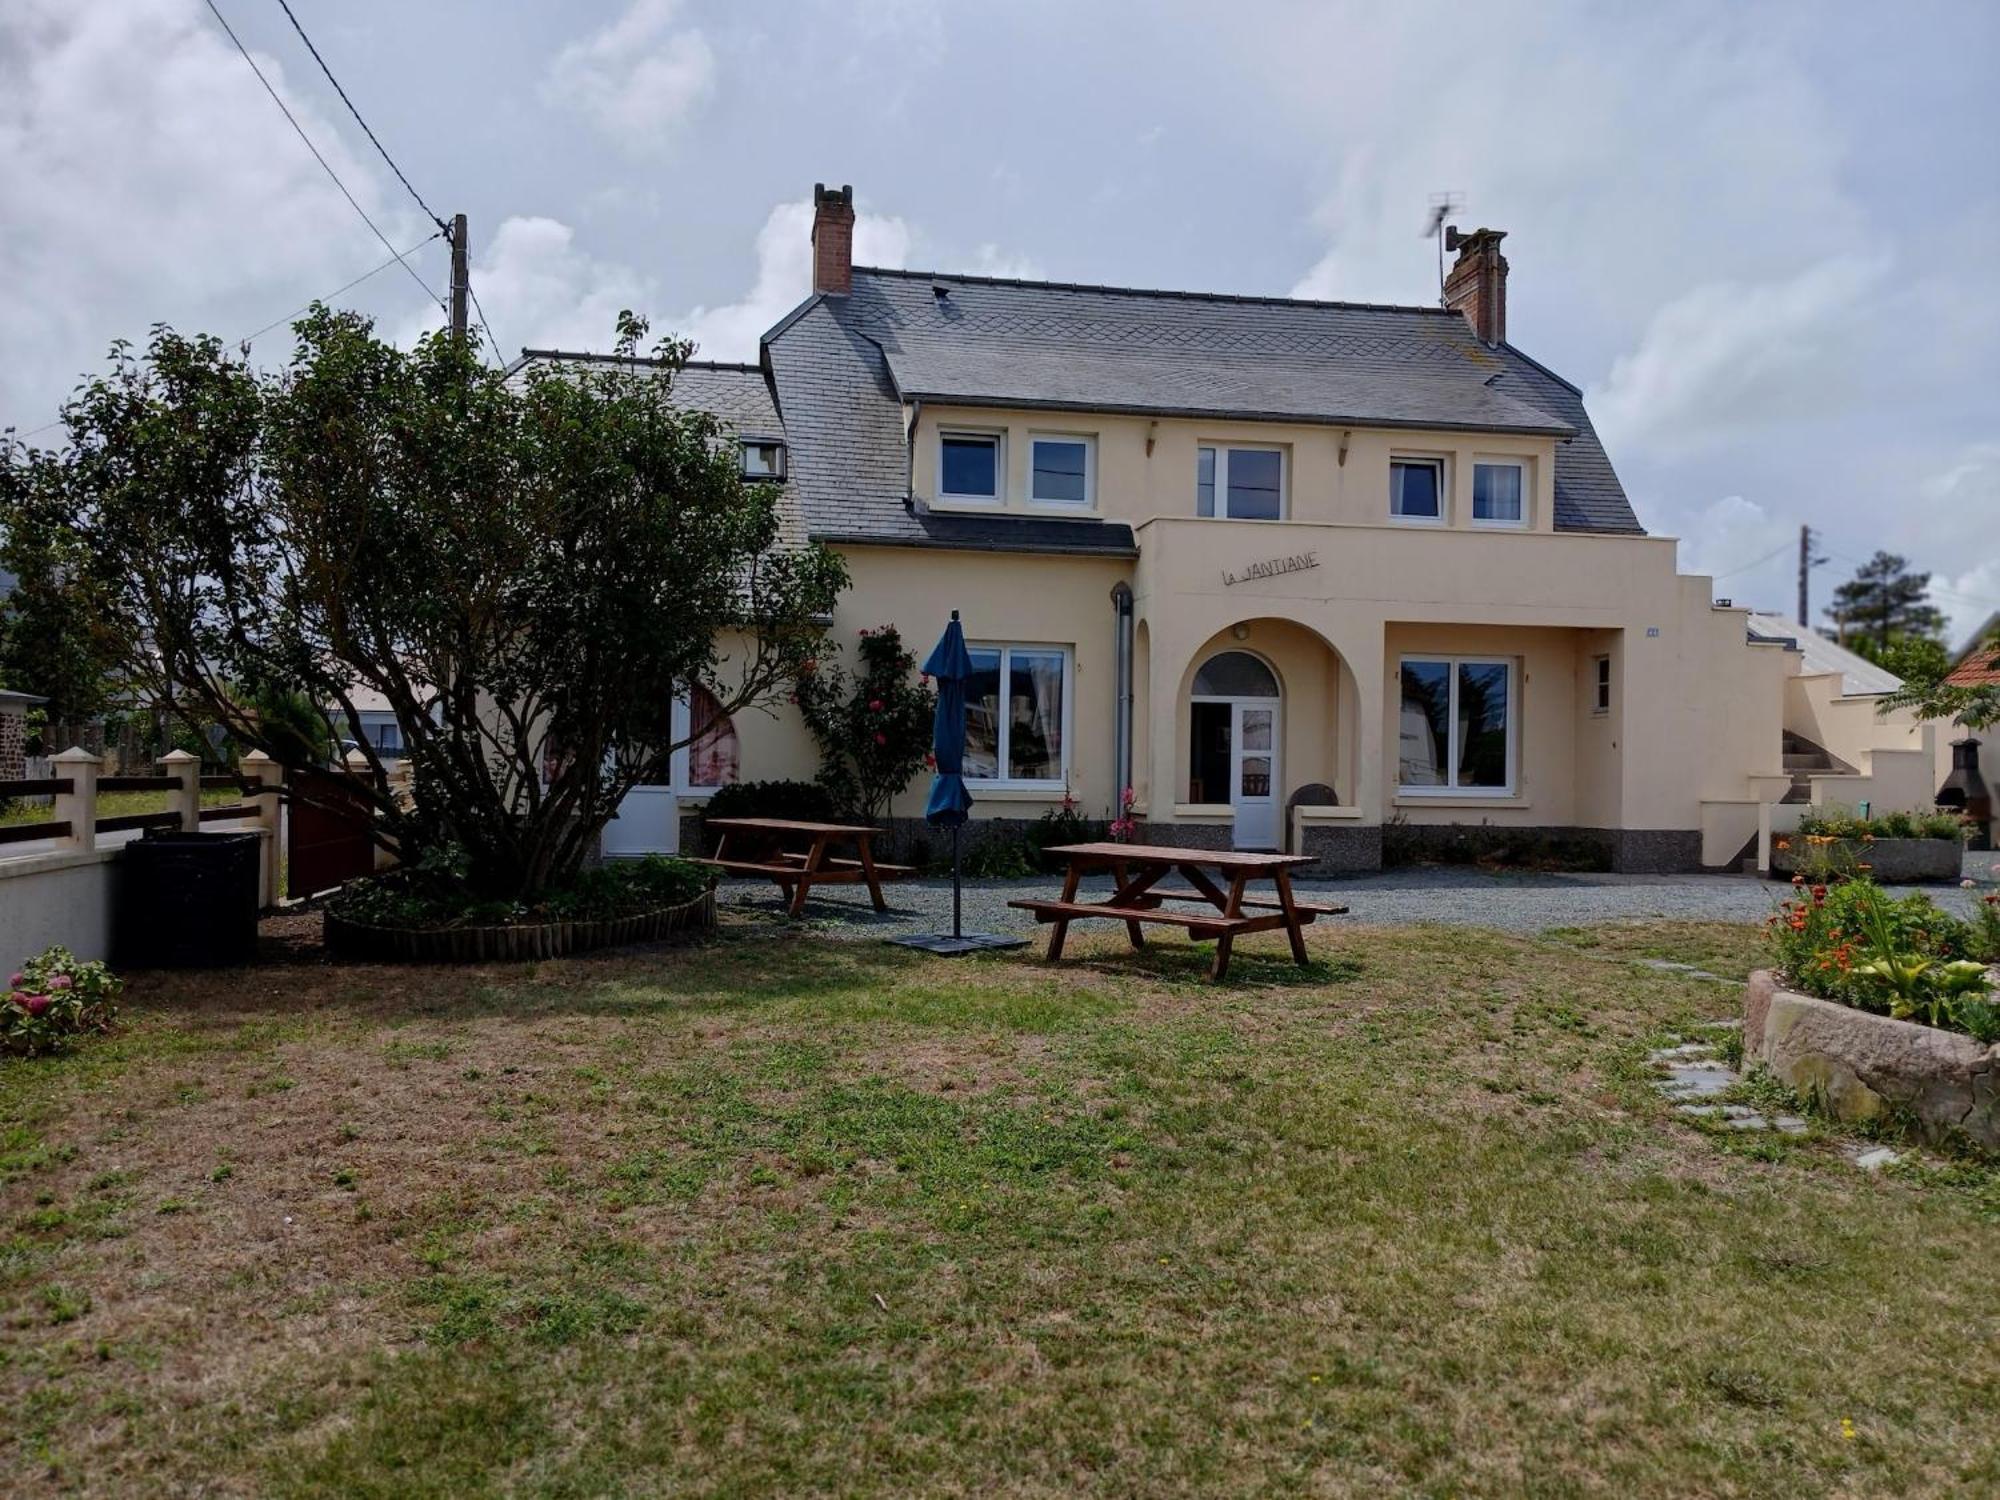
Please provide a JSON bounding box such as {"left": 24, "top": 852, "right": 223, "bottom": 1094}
{"left": 0, "top": 915, "right": 1994, "bottom": 1497}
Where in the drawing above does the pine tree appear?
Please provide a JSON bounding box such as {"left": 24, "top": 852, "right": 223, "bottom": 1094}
{"left": 1824, "top": 551, "right": 1946, "bottom": 656}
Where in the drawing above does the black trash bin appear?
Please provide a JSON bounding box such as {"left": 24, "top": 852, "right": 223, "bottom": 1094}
{"left": 120, "top": 830, "right": 261, "bottom": 968}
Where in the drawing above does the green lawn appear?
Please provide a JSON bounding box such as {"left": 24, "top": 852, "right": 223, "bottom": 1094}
{"left": 2, "top": 918, "right": 1995, "bottom": 1496}
{"left": 0, "top": 789, "right": 245, "bottom": 827}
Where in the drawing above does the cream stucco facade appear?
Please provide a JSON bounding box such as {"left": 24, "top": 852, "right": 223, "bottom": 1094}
{"left": 553, "top": 193, "right": 1961, "bottom": 874}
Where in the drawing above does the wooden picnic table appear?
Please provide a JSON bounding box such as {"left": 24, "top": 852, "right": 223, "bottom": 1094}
{"left": 1008, "top": 841, "right": 1344, "bottom": 981}
{"left": 692, "top": 817, "right": 912, "bottom": 918}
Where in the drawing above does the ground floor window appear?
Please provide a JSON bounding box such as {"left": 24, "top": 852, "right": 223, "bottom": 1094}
{"left": 965, "top": 645, "right": 1068, "bottom": 786}
{"left": 1398, "top": 656, "right": 1514, "bottom": 793}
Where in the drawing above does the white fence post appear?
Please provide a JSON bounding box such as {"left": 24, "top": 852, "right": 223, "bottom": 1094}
{"left": 241, "top": 751, "right": 283, "bottom": 907}
{"left": 159, "top": 748, "right": 201, "bottom": 832}
{"left": 50, "top": 746, "right": 99, "bottom": 853}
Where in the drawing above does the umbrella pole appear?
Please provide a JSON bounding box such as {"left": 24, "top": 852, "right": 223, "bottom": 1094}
{"left": 952, "top": 823, "right": 963, "bottom": 939}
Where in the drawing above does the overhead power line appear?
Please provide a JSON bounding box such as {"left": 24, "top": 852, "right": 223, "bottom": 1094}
{"left": 200, "top": 0, "right": 440, "bottom": 311}
{"left": 1709, "top": 540, "right": 1793, "bottom": 580}
{"left": 273, "top": 0, "right": 449, "bottom": 234}
{"left": 236, "top": 229, "right": 448, "bottom": 347}
{"left": 465, "top": 277, "right": 508, "bottom": 368}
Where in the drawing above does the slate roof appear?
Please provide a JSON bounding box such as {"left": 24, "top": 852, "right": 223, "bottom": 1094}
{"left": 506, "top": 352, "right": 806, "bottom": 548}
{"left": 764, "top": 267, "right": 1642, "bottom": 546}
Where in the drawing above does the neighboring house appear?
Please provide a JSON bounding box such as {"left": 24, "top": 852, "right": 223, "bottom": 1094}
{"left": 515, "top": 184, "right": 1950, "bottom": 871}
{"left": 0, "top": 688, "right": 44, "bottom": 782}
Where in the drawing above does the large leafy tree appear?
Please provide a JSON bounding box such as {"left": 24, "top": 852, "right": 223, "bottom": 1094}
{"left": 0, "top": 484, "right": 123, "bottom": 723}
{"left": 1825, "top": 550, "right": 1947, "bottom": 659}
{"left": 0, "top": 309, "right": 846, "bottom": 897}
{"left": 1881, "top": 630, "right": 2000, "bottom": 731}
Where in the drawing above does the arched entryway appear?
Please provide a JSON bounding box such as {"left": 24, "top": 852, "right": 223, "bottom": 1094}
{"left": 1189, "top": 649, "right": 1282, "bottom": 849}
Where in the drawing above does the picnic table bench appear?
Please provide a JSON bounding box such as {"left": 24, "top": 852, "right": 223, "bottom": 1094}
{"left": 1009, "top": 842, "right": 1344, "bottom": 981}
{"left": 692, "top": 817, "right": 912, "bottom": 918}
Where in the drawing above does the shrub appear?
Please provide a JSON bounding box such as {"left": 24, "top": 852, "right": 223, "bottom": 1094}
{"left": 1796, "top": 806, "right": 1969, "bottom": 842}
{"left": 1765, "top": 878, "right": 1991, "bottom": 1036}
{"left": 3, "top": 947, "right": 121, "bottom": 1058}
{"left": 794, "top": 625, "right": 936, "bottom": 826}
{"left": 963, "top": 832, "right": 1037, "bottom": 878}
{"left": 1024, "top": 796, "right": 1103, "bottom": 870}
{"left": 330, "top": 855, "right": 712, "bottom": 931}
{"left": 699, "top": 780, "right": 840, "bottom": 826}
{"left": 1972, "top": 893, "right": 2000, "bottom": 965}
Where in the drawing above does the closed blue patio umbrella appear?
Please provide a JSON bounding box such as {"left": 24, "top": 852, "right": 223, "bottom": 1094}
{"left": 889, "top": 611, "right": 1026, "bottom": 955}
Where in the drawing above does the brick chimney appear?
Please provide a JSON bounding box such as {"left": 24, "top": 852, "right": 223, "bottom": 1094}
{"left": 811, "top": 183, "right": 856, "bottom": 296}
{"left": 1443, "top": 226, "right": 1508, "bottom": 345}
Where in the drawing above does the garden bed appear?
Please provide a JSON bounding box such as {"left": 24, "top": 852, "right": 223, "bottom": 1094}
{"left": 1744, "top": 969, "right": 2000, "bottom": 1150}
{"left": 1770, "top": 835, "right": 1962, "bottom": 883}
{"left": 324, "top": 887, "right": 714, "bottom": 961}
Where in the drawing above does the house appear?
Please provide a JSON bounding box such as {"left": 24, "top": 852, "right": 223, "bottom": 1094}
{"left": 516, "top": 184, "right": 1956, "bottom": 872}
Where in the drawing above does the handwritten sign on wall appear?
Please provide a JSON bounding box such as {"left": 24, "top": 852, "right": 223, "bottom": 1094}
{"left": 1221, "top": 551, "right": 1319, "bottom": 587}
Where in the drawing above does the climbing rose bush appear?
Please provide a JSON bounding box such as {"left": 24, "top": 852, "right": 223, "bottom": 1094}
{"left": 2, "top": 947, "right": 121, "bottom": 1057}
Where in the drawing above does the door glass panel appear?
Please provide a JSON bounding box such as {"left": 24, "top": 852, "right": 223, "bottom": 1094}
{"left": 1189, "top": 701, "right": 1231, "bottom": 802}
{"left": 1240, "top": 756, "right": 1272, "bottom": 798}
{"left": 1239, "top": 707, "right": 1274, "bottom": 753}
{"left": 1193, "top": 651, "right": 1279, "bottom": 697}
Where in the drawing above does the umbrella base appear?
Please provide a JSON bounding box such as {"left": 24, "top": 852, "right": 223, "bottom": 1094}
{"left": 885, "top": 932, "right": 1029, "bottom": 956}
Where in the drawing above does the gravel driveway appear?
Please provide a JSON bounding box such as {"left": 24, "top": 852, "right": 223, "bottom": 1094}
{"left": 717, "top": 852, "right": 1999, "bottom": 940}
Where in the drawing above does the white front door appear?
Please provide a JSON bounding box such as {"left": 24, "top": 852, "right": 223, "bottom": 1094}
{"left": 1231, "top": 700, "right": 1280, "bottom": 850}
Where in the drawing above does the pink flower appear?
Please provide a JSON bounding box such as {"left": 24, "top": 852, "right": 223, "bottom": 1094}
{"left": 873, "top": 732, "right": 888, "bottom": 746}
{"left": 51, "top": 975, "right": 73, "bottom": 991}
{"left": 23, "top": 995, "right": 51, "bottom": 1018}
{"left": 6, "top": 973, "right": 20, "bottom": 989}
{"left": 924, "top": 751, "right": 937, "bottom": 768}
{"left": 868, "top": 698, "right": 884, "bottom": 712}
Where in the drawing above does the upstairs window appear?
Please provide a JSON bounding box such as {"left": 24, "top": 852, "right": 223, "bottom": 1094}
{"left": 1390, "top": 457, "right": 1444, "bottom": 522}
{"left": 1472, "top": 460, "right": 1526, "bottom": 525}
{"left": 1197, "top": 445, "right": 1284, "bottom": 520}
{"left": 1030, "top": 435, "right": 1093, "bottom": 507}
{"left": 740, "top": 439, "right": 786, "bottom": 481}
{"left": 940, "top": 432, "right": 1002, "bottom": 501}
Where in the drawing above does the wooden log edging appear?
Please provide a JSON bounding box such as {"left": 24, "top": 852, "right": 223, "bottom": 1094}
{"left": 323, "top": 887, "right": 716, "bottom": 963}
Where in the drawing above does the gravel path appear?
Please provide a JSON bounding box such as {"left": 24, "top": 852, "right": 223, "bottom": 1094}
{"left": 717, "top": 852, "right": 2000, "bottom": 941}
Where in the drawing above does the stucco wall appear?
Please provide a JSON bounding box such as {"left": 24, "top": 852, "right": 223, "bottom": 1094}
{"left": 0, "top": 848, "right": 119, "bottom": 964}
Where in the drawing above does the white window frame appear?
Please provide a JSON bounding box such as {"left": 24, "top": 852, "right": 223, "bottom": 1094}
{"left": 1397, "top": 654, "right": 1518, "bottom": 796}
{"left": 939, "top": 429, "right": 1005, "bottom": 503}
{"left": 965, "top": 642, "right": 1073, "bottom": 790}
{"left": 1197, "top": 444, "right": 1287, "bottom": 521}
{"left": 1470, "top": 457, "right": 1529, "bottom": 529}
{"left": 1028, "top": 432, "right": 1095, "bottom": 509}
{"left": 739, "top": 437, "right": 787, "bottom": 482}
{"left": 1592, "top": 654, "right": 1611, "bottom": 716}
{"left": 1389, "top": 454, "right": 1448, "bottom": 525}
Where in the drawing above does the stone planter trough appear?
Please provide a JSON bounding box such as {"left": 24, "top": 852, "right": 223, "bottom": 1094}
{"left": 1769, "top": 836, "right": 1962, "bottom": 883}
{"left": 324, "top": 888, "right": 715, "bottom": 962}
{"left": 1744, "top": 969, "right": 1999, "bottom": 1151}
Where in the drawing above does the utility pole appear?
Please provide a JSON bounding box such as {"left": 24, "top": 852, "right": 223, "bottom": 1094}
{"left": 450, "top": 214, "right": 468, "bottom": 344}
{"left": 1797, "top": 523, "right": 1825, "bottom": 628}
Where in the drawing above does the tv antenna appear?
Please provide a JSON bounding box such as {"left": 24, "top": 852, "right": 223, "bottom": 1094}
{"left": 1423, "top": 192, "right": 1465, "bottom": 300}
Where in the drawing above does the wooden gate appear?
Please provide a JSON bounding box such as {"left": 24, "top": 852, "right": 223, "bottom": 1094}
{"left": 287, "top": 767, "right": 379, "bottom": 899}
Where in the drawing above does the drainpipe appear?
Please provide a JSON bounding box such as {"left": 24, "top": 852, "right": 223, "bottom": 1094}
{"left": 1110, "top": 582, "right": 1135, "bottom": 809}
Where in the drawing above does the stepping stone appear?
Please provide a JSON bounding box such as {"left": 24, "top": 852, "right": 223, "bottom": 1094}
{"left": 1695, "top": 1019, "right": 1744, "bottom": 1031}
{"left": 1724, "top": 1114, "right": 1771, "bottom": 1130}
{"left": 1773, "top": 1115, "right": 1809, "bottom": 1136}
{"left": 1852, "top": 1146, "right": 1900, "bottom": 1171}
{"left": 1650, "top": 1042, "right": 1718, "bottom": 1062}
{"left": 1659, "top": 1065, "right": 1737, "bottom": 1098}
{"left": 1675, "top": 1104, "right": 1726, "bottom": 1117}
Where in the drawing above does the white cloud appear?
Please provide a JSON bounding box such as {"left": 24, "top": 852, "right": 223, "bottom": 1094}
{"left": 444, "top": 216, "right": 660, "bottom": 356}
{"left": 543, "top": 0, "right": 714, "bottom": 151}
{"left": 1671, "top": 494, "right": 1798, "bottom": 613}
{"left": 971, "top": 244, "right": 1045, "bottom": 281}
{"left": 0, "top": 0, "right": 434, "bottom": 431}
{"left": 1912, "top": 444, "right": 2000, "bottom": 646}
{"left": 1586, "top": 254, "right": 1890, "bottom": 460}
{"left": 677, "top": 197, "right": 912, "bottom": 362}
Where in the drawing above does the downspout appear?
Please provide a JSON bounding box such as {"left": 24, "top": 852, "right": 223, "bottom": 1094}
{"left": 1111, "top": 582, "right": 1135, "bottom": 811}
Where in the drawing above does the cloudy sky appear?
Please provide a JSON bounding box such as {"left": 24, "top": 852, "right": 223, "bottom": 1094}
{"left": 5, "top": 0, "right": 1996, "bottom": 640}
